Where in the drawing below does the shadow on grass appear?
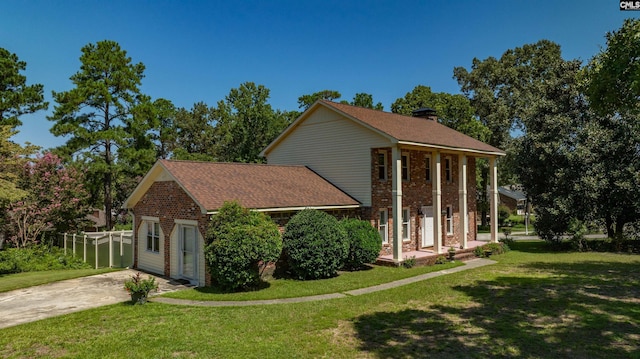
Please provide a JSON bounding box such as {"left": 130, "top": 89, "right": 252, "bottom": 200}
{"left": 509, "top": 240, "right": 557, "bottom": 253}
{"left": 353, "top": 261, "right": 640, "bottom": 358}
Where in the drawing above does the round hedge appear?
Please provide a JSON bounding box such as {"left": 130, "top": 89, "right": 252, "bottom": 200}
{"left": 340, "top": 218, "right": 382, "bottom": 270}
{"left": 282, "top": 209, "right": 348, "bottom": 280}
{"left": 205, "top": 201, "right": 282, "bottom": 291}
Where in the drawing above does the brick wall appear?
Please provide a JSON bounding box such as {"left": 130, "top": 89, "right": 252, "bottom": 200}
{"left": 133, "top": 184, "right": 362, "bottom": 286}
{"left": 370, "top": 148, "right": 477, "bottom": 254}
{"left": 132, "top": 181, "right": 208, "bottom": 278}
{"left": 499, "top": 193, "right": 517, "bottom": 214}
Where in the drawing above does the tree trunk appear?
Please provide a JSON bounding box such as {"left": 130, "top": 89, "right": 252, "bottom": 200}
{"left": 605, "top": 215, "right": 614, "bottom": 238}
{"left": 614, "top": 220, "right": 625, "bottom": 239}
{"left": 104, "top": 106, "right": 113, "bottom": 231}
{"left": 104, "top": 171, "right": 112, "bottom": 230}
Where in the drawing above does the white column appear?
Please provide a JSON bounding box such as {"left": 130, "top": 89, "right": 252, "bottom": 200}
{"left": 489, "top": 156, "right": 499, "bottom": 243}
{"left": 459, "top": 155, "right": 468, "bottom": 249}
{"left": 392, "top": 146, "right": 403, "bottom": 262}
{"left": 433, "top": 151, "right": 442, "bottom": 254}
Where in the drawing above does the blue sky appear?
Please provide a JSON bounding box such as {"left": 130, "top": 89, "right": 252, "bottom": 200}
{"left": 2, "top": 0, "right": 637, "bottom": 150}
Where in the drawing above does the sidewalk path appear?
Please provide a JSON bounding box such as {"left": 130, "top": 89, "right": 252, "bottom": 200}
{"left": 0, "top": 258, "right": 496, "bottom": 329}
{"left": 152, "top": 258, "right": 496, "bottom": 307}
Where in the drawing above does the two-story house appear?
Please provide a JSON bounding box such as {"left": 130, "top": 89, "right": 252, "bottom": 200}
{"left": 124, "top": 100, "right": 505, "bottom": 286}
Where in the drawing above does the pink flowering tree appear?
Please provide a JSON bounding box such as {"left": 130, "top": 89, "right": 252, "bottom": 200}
{"left": 7, "top": 153, "right": 90, "bottom": 247}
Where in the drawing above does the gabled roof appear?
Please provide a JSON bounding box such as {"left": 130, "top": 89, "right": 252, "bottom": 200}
{"left": 123, "top": 159, "right": 360, "bottom": 213}
{"left": 498, "top": 186, "right": 527, "bottom": 201}
{"left": 261, "top": 100, "right": 505, "bottom": 157}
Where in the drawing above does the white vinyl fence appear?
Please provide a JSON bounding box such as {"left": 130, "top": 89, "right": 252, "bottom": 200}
{"left": 57, "top": 231, "right": 133, "bottom": 269}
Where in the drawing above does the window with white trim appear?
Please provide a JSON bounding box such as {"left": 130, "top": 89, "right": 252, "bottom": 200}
{"left": 402, "top": 208, "right": 410, "bottom": 241}
{"left": 425, "top": 155, "right": 431, "bottom": 182}
{"left": 445, "top": 156, "right": 452, "bottom": 182}
{"left": 378, "top": 152, "right": 387, "bottom": 180}
{"left": 446, "top": 206, "right": 453, "bottom": 235}
{"left": 378, "top": 209, "right": 388, "bottom": 244}
{"left": 401, "top": 153, "right": 409, "bottom": 181}
{"left": 146, "top": 221, "right": 160, "bottom": 252}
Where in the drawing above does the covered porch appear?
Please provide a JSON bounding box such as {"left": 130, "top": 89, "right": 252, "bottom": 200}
{"left": 386, "top": 144, "right": 503, "bottom": 263}
{"left": 378, "top": 239, "right": 490, "bottom": 266}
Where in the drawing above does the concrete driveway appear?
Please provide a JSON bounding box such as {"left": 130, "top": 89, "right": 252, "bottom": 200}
{"left": 0, "top": 269, "right": 191, "bottom": 330}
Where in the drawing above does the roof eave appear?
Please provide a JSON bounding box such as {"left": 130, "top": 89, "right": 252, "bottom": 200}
{"left": 123, "top": 160, "right": 208, "bottom": 214}
{"left": 207, "top": 204, "right": 361, "bottom": 215}
{"left": 397, "top": 141, "right": 506, "bottom": 157}
{"left": 261, "top": 101, "right": 399, "bottom": 158}
{"left": 122, "top": 161, "right": 164, "bottom": 209}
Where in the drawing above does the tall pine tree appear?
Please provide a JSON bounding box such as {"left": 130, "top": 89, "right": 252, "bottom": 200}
{"left": 48, "top": 40, "right": 149, "bottom": 230}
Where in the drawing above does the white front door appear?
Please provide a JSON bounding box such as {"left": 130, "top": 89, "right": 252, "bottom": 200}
{"left": 421, "top": 206, "right": 434, "bottom": 247}
{"left": 180, "top": 225, "right": 197, "bottom": 282}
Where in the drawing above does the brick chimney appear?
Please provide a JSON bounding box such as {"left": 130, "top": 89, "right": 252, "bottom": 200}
{"left": 411, "top": 107, "right": 438, "bottom": 121}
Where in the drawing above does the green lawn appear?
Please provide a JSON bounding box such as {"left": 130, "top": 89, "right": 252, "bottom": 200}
{"left": 1, "top": 242, "right": 639, "bottom": 358}
{"left": 163, "top": 261, "right": 462, "bottom": 301}
{"left": 0, "top": 268, "right": 120, "bottom": 293}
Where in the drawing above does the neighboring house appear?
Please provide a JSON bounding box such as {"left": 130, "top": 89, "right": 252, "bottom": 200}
{"left": 124, "top": 100, "right": 505, "bottom": 286}
{"left": 123, "top": 160, "right": 360, "bottom": 286}
{"left": 85, "top": 208, "right": 107, "bottom": 232}
{"left": 498, "top": 185, "right": 529, "bottom": 215}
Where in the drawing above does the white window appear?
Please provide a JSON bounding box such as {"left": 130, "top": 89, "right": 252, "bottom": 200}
{"left": 401, "top": 153, "right": 409, "bottom": 181}
{"left": 378, "top": 152, "right": 387, "bottom": 180}
{"left": 146, "top": 221, "right": 160, "bottom": 252}
{"left": 402, "top": 208, "right": 410, "bottom": 241}
{"left": 445, "top": 156, "right": 452, "bottom": 182}
{"left": 446, "top": 206, "right": 453, "bottom": 235}
{"left": 378, "top": 209, "right": 388, "bottom": 244}
{"left": 425, "top": 155, "right": 431, "bottom": 182}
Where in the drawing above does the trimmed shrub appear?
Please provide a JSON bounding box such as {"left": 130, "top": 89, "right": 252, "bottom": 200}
{"left": 282, "top": 209, "right": 348, "bottom": 280}
{"left": 205, "top": 201, "right": 282, "bottom": 291}
{"left": 435, "top": 255, "right": 447, "bottom": 264}
{"left": 340, "top": 218, "right": 382, "bottom": 270}
{"left": 402, "top": 256, "right": 416, "bottom": 269}
{"left": 0, "top": 245, "right": 90, "bottom": 274}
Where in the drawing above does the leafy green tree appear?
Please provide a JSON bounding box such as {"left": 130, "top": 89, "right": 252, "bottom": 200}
{"left": 582, "top": 18, "right": 640, "bottom": 237}
{"left": 0, "top": 126, "right": 35, "bottom": 203}
{"left": 342, "top": 93, "right": 384, "bottom": 110}
{"left": 297, "top": 90, "right": 342, "bottom": 110}
{"left": 587, "top": 18, "right": 640, "bottom": 117}
{"left": 0, "top": 126, "right": 37, "bottom": 248}
{"left": 493, "top": 40, "right": 591, "bottom": 241}
{"left": 215, "top": 82, "right": 288, "bottom": 163}
{"left": 48, "top": 40, "right": 149, "bottom": 230}
{"left": 171, "top": 102, "right": 217, "bottom": 161}
{"left": 150, "top": 98, "right": 177, "bottom": 160}
{"left": 0, "top": 47, "right": 48, "bottom": 128}
{"left": 454, "top": 40, "right": 568, "bottom": 225}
